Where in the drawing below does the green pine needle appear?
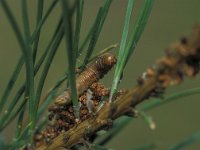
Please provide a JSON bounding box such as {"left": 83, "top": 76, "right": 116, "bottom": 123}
{"left": 0, "top": 0, "right": 35, "bottom": 129}
{"left": 109, "top": 0, "right": 136, "bottom": 102}
{"left": 91, "top": 144, "right": 114, "bottom": 150}
{"left": 74, "top": 0, "right": 84, "bottom": 59}
{"left": 138, "top": 111, "right": 156, "bottom": 130}
{"left": 77, "top": 0, "right": 113, "bottom": 59}
{"left": 35, "top": 24, "right": 64, "bottom": 114}
{"left": 132, "top": 143, "right": 156, "bottom": 150}
{"left": 168, "top": 130, "right": 200, "bottom": 150}
{"left": 109, "top": 0, "right": 154, "bottom": 102}
{"left": 61, "top": 0, "right": 80, "bottom": 119}
{"left": 0, "top": 86, "right": 25, "bottom": 131}
{"left": 0, "top": 57, "right": 23, "bottom": 113}
{"left": 14, "top": 106, "right": 26, "bottom": 139}
{"left": 82, "top": 0, "right": 113, "bottom": 67}
{"left": 142, "top": 87, "right": 200, "bottom": 111}
{"left": 78, "top": 23, "right": 94, "bottom": 56}
{"left": 0, "top": 96, "right": 27, "bottom": 131}
{"left": 30, "top": 0, "right": 58, "bottom": 43}
{"left": 21, "top": 0, "right": 31, "bottom": 41}
{"left": 33, "top": 0, "right": 44, "bottom": 62}
{"left": 0, "top": 17, "right": 63, "bottom": 130}
{"left": 10, "top": 122, "right": 32, "bottom": 149}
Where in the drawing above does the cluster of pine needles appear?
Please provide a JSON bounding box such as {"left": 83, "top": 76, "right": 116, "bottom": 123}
{"left": 0, "top": 0, "right": 200, "bottom": 150}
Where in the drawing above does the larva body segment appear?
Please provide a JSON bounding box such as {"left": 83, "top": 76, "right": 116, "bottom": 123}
{"left": 54, "top": 53, "right": 117, "bottom": 106}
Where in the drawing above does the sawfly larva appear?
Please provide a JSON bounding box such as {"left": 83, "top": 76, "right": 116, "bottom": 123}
{"left": 54, "top": 52, "right": 117, "bottom": 106}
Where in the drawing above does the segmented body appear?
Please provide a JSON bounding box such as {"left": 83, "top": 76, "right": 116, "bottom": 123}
{"left": 54, "top": 53, "right": 117, "bottom": 106}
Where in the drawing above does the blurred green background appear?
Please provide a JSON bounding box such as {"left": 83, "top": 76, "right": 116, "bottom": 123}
{"left": 0, "top": 0, "right": 200, "bottom": 149}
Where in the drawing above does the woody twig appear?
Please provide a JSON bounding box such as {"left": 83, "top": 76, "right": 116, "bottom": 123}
{"left": 37, "top": 25, "right": 200, "bottom": 150}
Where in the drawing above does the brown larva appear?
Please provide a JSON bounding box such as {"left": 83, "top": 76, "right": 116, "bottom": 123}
{"left": 54, "top": 52, "right": 117, "bottom": 106}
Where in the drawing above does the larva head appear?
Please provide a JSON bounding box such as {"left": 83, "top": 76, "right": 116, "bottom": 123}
{"left": 97, "top": 53, "right": 117, "bottom": 69}
{"left": 105, "top": 53, "right": 117, "bottom": 66}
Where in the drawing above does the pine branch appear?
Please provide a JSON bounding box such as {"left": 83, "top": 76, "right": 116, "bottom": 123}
{"left": 37, "top": 25, "right": 200, "bottom": 150}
